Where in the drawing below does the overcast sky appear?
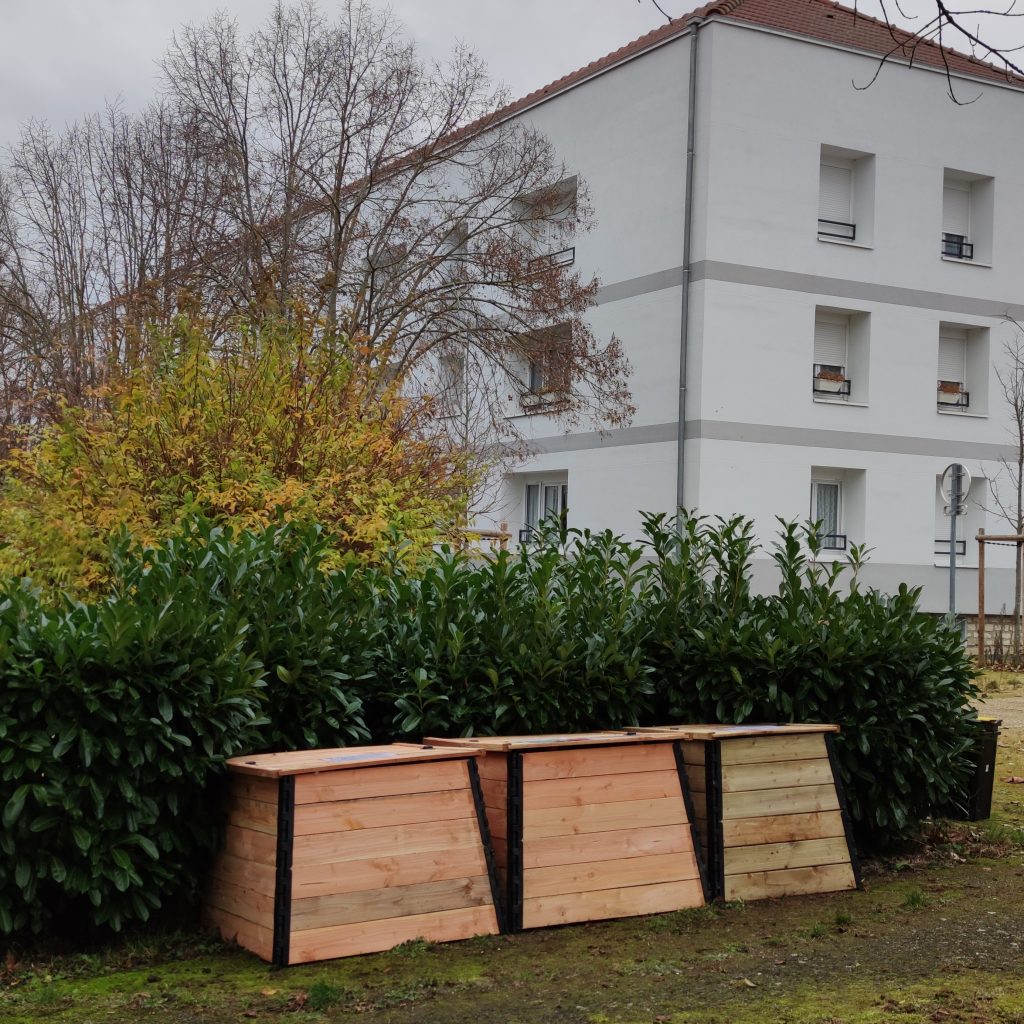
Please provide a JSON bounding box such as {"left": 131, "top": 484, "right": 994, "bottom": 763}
{"left": 1, "top": 0, "right": 1020, "bottom": 149}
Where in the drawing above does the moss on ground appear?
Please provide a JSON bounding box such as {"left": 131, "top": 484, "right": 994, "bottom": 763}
{"left": 4, "top": 709, "right": 1024, "bottom": 1024}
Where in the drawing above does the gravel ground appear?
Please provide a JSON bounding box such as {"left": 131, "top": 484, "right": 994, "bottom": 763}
{"left": 976, "top": 692, "right": 1024, "bottom": 729}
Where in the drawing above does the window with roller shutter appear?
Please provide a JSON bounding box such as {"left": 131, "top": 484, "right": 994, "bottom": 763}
{"left": 818, "top": 159, "right": 854, "bottom": 239}
{"left": 942, "top": 180, "right": 973, "bottom": 259}
{"left": 813, "top": 314, "right": 851, "bottom": 398}
{"left": 937, "top": 328, "right": 969, "bottom": 409}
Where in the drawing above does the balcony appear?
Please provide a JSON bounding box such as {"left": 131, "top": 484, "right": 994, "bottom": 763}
{"left": 818, "top": 533, "right": 847, "bottom": 551}
{"left": 813, "top": 363, "right": 851, "bottom": 399}
{"left": 935, "top": 538, "right": 967, "bottom": 557}
{"left": 937, "top": 380, "right": 970, "bottom": 410}
{"left": 817, "top": 219, "right": 856, "bottom": 241}
{"left": 942, "top": 233, "right": 973, "bottom": 260}
{"left": 529, "top": 246, "right": 575, "bottom": 271}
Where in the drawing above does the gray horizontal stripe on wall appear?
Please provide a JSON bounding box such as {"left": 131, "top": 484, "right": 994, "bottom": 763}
{"left": 526, "top": 421, "right": 678, "bottom": 454}
{"left": 596, "top": 267, "right": 684, "bottom": 305}
{"left": 687, "top": 418, "right": 1016, "bottom": 460}
{"left": 691, "top": 260, "right": 1024, "bottom": 319}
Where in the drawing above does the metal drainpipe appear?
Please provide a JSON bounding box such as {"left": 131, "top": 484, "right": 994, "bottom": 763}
{"left": 676, "top": 17, "right": 704, "bottom": 515}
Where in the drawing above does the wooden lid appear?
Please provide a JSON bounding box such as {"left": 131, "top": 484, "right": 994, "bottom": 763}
{"left": 226, "top": 743, "right": 483, "bottom": 778}
{"left": 422, "top": 731, "right": 671, "bottom": 752}
{"left": 633, "top": 723, "right": 839, "bottom": 739}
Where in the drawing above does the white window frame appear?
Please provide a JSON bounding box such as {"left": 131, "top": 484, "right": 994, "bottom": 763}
{"left": 522, "top": 480, "right": 568, "bottom": 541}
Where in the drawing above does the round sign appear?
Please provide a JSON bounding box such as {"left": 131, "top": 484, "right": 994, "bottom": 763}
{"left": 939, "top": 463, "right": 972, "bottom": 506}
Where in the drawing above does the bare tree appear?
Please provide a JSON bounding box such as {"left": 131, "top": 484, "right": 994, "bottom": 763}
{"left": 985, "top": 327, "right": 1024, "bottom": 656}
{"left": 0, "top": 0, "right": 633, "bottom": 491}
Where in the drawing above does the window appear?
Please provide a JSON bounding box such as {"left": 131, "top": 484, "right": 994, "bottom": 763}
{"left": 521, "top": 480, "right": 568, "bottom": 542}
{"left": 813, "top": 314, "right": 850, "bottom": 398}
{"left": 934, "top": 474, "right": 984, "bottom": 563}
{"left": 942, "top": 169, "right": 993, "bottom": 263}
{"left": 810, "top": 467, "right": 865, "bottom": 554}
{"left": 936, "top": 322, "right": 989, "bottom": 414}
{"left": 817, "top": 146, "right": 874, "bottom": 245}
{"left": 810, "top": 480, "right": 845, "bottom": 550}
{"left": 520, "top": 323, "right": 571, "bottom": 412}
{"left": 518, "top": 177, "right": 577, "bottom": 269}
{"left": 812, "top": 308, "right": 869, "bottom": 403}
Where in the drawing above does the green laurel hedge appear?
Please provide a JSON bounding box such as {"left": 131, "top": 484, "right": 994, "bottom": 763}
{"left": 0, "top": 513, "right": 978, "bottom": 935}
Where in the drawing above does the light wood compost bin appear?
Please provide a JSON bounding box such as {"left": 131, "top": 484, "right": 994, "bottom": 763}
{"left": 205, "top": 744, "right": 503, "bottom": 965}
{"left": 423, "top": 732, "right": 707, "bottom": 931}
{"left": 634, "top": 725, "right": 860, "bottom": 901}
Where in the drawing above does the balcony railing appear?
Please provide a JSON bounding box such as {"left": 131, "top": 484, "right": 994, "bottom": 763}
{"left": 935, "top": 538, "right": 967, "bottom": 557}
{"left": 937, "top": 382, "right": 970, "bottom": 410}
{"left": 942, "top": 233, "right": 974, "bottom": 260}
{"left": 818, "top": 533, "right": 847, "bottom": 551}
{"left": 528, "top": 246, "right": 575, "bottom": 271}
{"left": 813, "top": 363, "right": 851, "bottom": 398}
{"left": 818, "top": 219, "right": 856, "bottom": 241}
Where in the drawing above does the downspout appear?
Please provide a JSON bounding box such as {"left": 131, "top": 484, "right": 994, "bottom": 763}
{"left": 676, "top": 17, "right": 704, "bottom": 514}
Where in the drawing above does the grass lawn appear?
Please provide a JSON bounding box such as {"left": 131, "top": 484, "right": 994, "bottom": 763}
{"left": 3, "top": 689, "right": 1024, "bottom": 1024}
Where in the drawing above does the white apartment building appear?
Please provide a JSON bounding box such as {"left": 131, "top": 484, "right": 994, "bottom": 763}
{"left": 477, "top": 0, "right": 1024, "bottom": 614}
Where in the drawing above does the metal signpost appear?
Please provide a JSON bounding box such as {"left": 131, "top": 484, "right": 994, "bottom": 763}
{"left": 940, "top": 462, "right": 972, "bottom": 625}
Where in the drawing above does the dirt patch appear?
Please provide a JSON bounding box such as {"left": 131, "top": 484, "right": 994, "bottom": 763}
{"left": 976, "top": 692, "right": 1024, "bottom": 730}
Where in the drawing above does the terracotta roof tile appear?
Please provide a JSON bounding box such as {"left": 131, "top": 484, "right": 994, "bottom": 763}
{"left": 496, "top": 0, "right": 1020, "bottom": 121}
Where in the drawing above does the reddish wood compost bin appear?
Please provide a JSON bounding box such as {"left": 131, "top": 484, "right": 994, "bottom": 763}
{"left": 205, "top": 744, "right": 503, "bottom": 964}
{"left": 423, "top": 732, "right": 707, "bottom": 931}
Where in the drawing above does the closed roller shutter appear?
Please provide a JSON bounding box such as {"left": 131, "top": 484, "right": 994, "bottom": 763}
{"left": 938, "top": 329, "right": 967, "bottom": 383}
{"left": 814, "top": 315, "right": 849, "bottom": 369}
{"left": 942, "top": 183, "right": 971, "bottom": 237}
{"left": 819, "top": 162, "right": 853, "bottom": 223}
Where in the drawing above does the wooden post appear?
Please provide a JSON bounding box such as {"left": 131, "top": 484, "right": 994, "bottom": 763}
{"left": 499, "top": 522, "right": 509, "bottom": 552}
{"left": 977, "top": 529, "right": 986, "bottom": 667}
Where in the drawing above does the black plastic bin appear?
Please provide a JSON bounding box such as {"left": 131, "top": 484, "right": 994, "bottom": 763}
{"left": 965, "top": 717, "right": 1001, "bottom": 821}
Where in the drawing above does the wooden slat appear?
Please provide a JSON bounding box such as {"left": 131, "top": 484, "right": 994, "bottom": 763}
{"left": 209, "top": 851, "right": 277, "bottom": 897}
{"left": 522, "top": 878, "right": 705, "bottom": 929}
{"left": 206, "top": 875, "right": 275, "bottom": 928}
{"left": 524, "top": 770, "right": 682, "bottom": 809}
{"left": 228, "top": 744, "right": 480, "bottom": 778}
{"left": 225, "top": 795, "right": 278, "bottom": 835}
{"left": 291, "top": 874, "right": 494, "bottom": 930}
{"left": 523, "top": 851, "right": 701, "bottom": 899}
{"left": 293, "top": 788, "right": 476, "bottom": 836}
{"left": 293, "top": 759, "right": 469, "bottom": 804}
{"left": 521, "top": 744, "right": 674, "bottom": 782}
{"left": 724, "top": 836, "right": 853, "bottom": 876}
{"left": 523, "top": 824, "right": 692, "bottom": 869}
{"left": 722, "top": 784, "right": 840, "bottom": 821}
{"left": 222, "top": 824, "right": 277, "bottom": 865}
{"left": 206, "top": 906, "right": 274, "bottom": 962}
{"left": 722, "top": 810, "right": 847, "bottom": 847}
{"left": 723, "top": 862, "right": 857, "bottom": 901}
{"left": 292, "top": 816, "right": 482, "bottom": 865}
{"left": 680, "top": 742, "right": 706, "bottom": 768}
{"left": 523, "top": 796, "right": 687, "bottom": 839}
{"left": 683, "top": 764, "right": 706, "bottom": 793}
{"left": 287, "top": 905, "right": 499, "bottom": 963}
{"left": 479, "top": 778, "right": 507, "bottom": 805}
{"left": 690, "top": 791, "right": 707, "bottom": 820}
{"left": 232, "top": 776, "right": 279, "bottom": 805}
{"left": 721, "top": 758, "right": 835, "bottom": 793}
{"left": 638, "top": 725, "right": 838, "bottom": 741}
{"left": 475, "top": 754, "right": 508, "bottom": 782}
{"left": 719, "top": 734, "right": 829, "bottom": 765}
{"left": 291, "top": 844, "right": 490, "bottom": 900}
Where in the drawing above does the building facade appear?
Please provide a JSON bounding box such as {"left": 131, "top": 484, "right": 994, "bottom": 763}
{"left": 477, "top": 0, "right": 1024, "bottom": 613}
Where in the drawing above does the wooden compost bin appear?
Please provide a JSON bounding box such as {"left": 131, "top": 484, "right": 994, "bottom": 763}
{"left": 634, "top": 725, "right": 861, "bottom": 902}
{"left": 205, "top": 744, "right": 503, "bottom": 965}
{"left": 423, "top": 732, "right": 707, "bottom": 931}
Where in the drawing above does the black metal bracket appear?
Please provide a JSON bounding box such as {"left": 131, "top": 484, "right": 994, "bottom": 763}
{"left": 272, "top": 775, "right": 295, "bottom": 967}
{"left": 704, "top": 740, "right": 726, "bottom": 901}
{"left": 825, "top": 733, "right": 863, "bottom": 890}
{"left": 673, "top": 741, "right": 711, "bottom": 903}
{"left": 506, "top": 752, "right": 524, "bottom": 933}
{"left": 468, "top": 757, "right": 507, "bottom": 934}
